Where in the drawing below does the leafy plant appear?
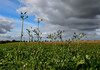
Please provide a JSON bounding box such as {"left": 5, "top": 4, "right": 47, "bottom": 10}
{"left": 26, "top": 29, "right": 31, "bottom": 42}
{"left": 72, "top": 32, "right": 87, "bottom": 45}
{"left": 57, "top": 30, "right": 64, "bottom": 41}
{"left": 26, "top": 27, "right": 33, "bottom": 42}
{"left": 0, "top": 43, "right": 100, "bottom": 70}
{"left": 37, "top": 18, "right": 43, "bottom": 42}
{"left": 47, "top": 33, "right": 57, "bottom": 41}
{"left": 33, "top": 28, "right": 42, "bottom": 42}
{"left": 47, "top": 30, "right": 64, "bottom": 42}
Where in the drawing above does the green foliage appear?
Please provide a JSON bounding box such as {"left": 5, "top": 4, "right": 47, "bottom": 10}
{"left": 0, "top": 43, "right": 100, "bottom": 70}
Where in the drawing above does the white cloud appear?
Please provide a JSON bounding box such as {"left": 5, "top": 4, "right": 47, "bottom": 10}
{"left": 0, "top": 15, "right": 16, "bottom": 33}
{"left": 0, "top": 15, "right": 38, "bottom": 41}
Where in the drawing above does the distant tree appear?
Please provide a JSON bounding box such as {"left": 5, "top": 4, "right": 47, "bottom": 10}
{"left": 12, "top": 40, "right": 16, "bottom": 42}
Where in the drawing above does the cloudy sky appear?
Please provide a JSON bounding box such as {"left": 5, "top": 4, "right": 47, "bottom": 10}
{"left": 0, "top": 0, "right": 100, "bottom": 41}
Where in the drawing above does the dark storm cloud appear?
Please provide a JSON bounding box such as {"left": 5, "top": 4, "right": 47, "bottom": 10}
{"left": 0, "top": 16, "right": 15, "bottom": 33}
{"left": 17, "top": 0, "right": 100, "bottom": 40}
{"left": 64, "top": 18, "right": 100, "bottom": 31}
{"left": 45, "top": 0, "right": 100, "bottom": 31}
{"left": 62, "top": 0, "right": 100, "bottom": 18}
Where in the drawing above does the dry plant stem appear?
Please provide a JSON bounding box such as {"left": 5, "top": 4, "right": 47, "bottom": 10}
{"left": 20, "top": 11, "right": 28, "bottom": 42}
{"left": 20, "top": 18, "right": 24, "bottom": 42}
{"left": 28, "top": 30, "right": 30, "bottom": 42}
{"left": 38, "top": 18, "right": 40, "bottom": 43}
{"left": 78, "top": 40, "right": 80, "bottom": 46}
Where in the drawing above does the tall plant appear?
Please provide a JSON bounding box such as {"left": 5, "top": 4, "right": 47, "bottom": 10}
{"left": 20, "top": 11, "right": 28, "bottom": 42}
{"left": 72, "top": 32, "right": 87, "bottom": 45}
{"left": 37, "top": 18, "right": 43, "bottom": 42}
{"left": 57, "top": 30, "right": 64, "bottom": 41}
{"left": 26, "top": 27, "right": 34, "bottom": 42}
{"left": 47, "top": 33, "right": 57, "bottom": 41}
{"left": 26, "top": 29, "right": 30, "bottom": 42}
{"left": 33, "top": 28, "right": 42, "bottom": 42}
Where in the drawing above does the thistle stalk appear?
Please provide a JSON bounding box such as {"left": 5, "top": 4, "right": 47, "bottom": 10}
{"left": 20, "top": 18, "right": 24, "bottom": 42}
{"left": 37, "top": 18, "right": 43, "bottom": 43}
{"left": 38, "top": 18, "right": 39, "bottom": 43}
{"left": 20, "top": 11, "right": 28, "bottom": 42}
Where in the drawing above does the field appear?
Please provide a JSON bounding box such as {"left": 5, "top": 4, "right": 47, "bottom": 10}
{"left": 0, "top": 41, "right": 100, "bottom": 70}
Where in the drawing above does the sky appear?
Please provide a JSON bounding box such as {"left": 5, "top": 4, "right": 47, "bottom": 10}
{"left": 0, "top": 0, "right": 100, "bottom": 41}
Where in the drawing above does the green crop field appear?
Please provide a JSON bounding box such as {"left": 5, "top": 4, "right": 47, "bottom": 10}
{"left": 0, "top": 42, "right": 100, "bottom": 70}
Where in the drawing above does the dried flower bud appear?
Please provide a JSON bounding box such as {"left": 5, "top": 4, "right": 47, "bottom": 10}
{"left": 24, "top": 11, "right": 27, "bottom": 14}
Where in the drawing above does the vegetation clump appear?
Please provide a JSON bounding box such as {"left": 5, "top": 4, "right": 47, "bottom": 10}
{"left": 0, "top": 43, "right": 100, "bottom": 70}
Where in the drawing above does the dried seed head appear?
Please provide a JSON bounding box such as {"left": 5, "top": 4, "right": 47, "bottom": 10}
{"left": 41, "top": 19, "right": 43, "bottom": 21}
{"left": 21, "top": 11, "right": 23, "bottom": 14}
{"left": 24, "top": 11, "right": 27, "bottom": 14}
{"left": 79, "top": 34, "right": 82, "bottom": 38}
{"left": 25, "top": 16, "right": 28, "bottom": 19}
{"left": 21, "top": 15, "right": 24, "bottom": 18}
{"left": 74, "top": 32, "right": 76, "bottom": 34}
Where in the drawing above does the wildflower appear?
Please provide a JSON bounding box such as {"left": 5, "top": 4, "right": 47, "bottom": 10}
{"left": 86, "top": 55, "right": 90, "bottom": 60}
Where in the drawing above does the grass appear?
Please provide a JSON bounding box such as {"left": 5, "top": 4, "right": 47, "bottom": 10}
{"left": 0, "top": 41, "right": 100, "bottom": 70}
